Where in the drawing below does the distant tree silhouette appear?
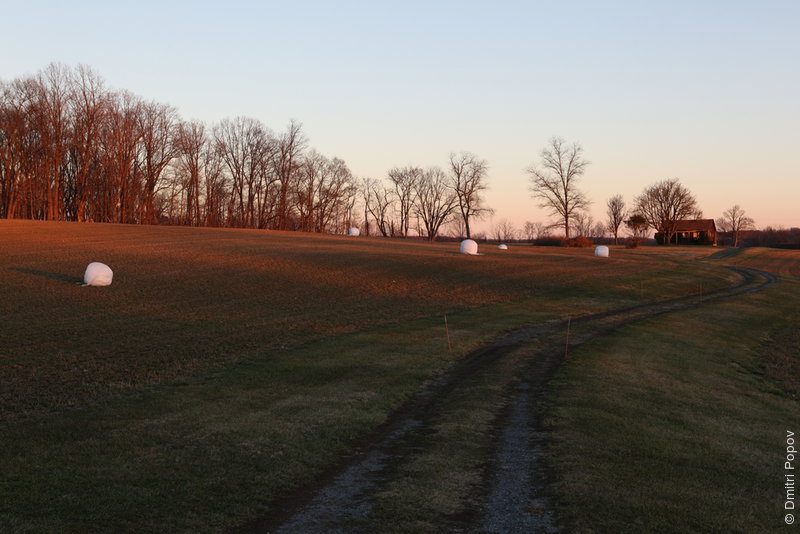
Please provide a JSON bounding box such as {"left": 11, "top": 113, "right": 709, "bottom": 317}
{"left": 606, "top": 194, "right": 627, "bottom": 245}
{"left": 716, "top": 205, "right": 754, "bottom": 247}
{"left": 448, "top": 152, "right": 492, "bottom": 239}
{"left": 634, "top": 179, "right": 698, "bottom": 245}
{"left": 527, "top": 137, "right": 590, "bottom": 239}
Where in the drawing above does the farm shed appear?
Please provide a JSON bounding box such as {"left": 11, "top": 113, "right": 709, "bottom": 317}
{"left": 661, "top": 219, "right": 717, "bottom": 245}
{"left": 673, "top": 219, "right": 717, "bottom": 245}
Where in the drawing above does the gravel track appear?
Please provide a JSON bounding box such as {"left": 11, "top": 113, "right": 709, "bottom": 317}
{"left": 241, "top": 265, "right": 777, "bottom": 533}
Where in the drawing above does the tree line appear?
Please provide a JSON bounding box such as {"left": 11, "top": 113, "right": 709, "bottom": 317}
{"left": 0, "top": 63, "right": 494, "bottom": 240}
{"left": 0, "top": 64, "right": 355, "bottom": 232}
{"left": 5, "top": 64, "right": 788, "bottom": 246}
{"left": 525, "top": 137, "right": 776, "bottom": 247}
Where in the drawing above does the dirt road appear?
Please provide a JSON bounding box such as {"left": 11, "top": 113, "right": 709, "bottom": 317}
{"left": 240, "top": 266, "right": 776, "bottom": 533}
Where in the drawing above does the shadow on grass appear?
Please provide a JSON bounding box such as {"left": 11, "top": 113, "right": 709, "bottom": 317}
{"left": 9, "top": 267, "right": 83, "bottom": 284}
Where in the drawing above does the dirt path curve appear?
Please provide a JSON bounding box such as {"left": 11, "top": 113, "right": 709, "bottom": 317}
{"left": 240, "top": 266, "right": 777, "bottom": 533}
{"left": 477, "top": 265, "right": 776, "bottom": 533}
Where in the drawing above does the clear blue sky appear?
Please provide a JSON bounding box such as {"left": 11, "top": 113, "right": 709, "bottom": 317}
{"left": 3, "top": 0, "right": 798, "bottom": 231}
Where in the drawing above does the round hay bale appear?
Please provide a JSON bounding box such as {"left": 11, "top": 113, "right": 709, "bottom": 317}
{"left": 83, "top": 262, "right": 113, "bottom": 286}
{"left": 595, "top": 245, "right": 610, "bottom": 257}
{"left": 347, "top": 227, "right": 360, "bottom": 236}
{"left": 460, "top": 239, "right": 478, "bottom": 255}
{"left": 498, "top": 244, "right": 508, "bottom": 250}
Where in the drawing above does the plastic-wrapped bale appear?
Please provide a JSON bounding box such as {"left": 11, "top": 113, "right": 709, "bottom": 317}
{"left": 460, "top": 239, "right": 478, "bottom": 255}
{"left": 498, "top": 244, "right": 508, "bottom": 250}
{"left": 83, "top": 262, "right": 113, "bottom": 286}
{"left": 347, "top": 227, "right": 360, "bottom": 236}
{"left": 595, "top": 246, "right": 610, "bottom": 258}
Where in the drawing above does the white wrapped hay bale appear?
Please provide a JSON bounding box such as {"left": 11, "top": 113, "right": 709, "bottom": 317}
{"left": 498, "top": 244, "right": 508, "bottom": 250}
{"left": 347, "top": 227, "right": 360, "bottom": 236}
{"left": 83, "top": 262, "right": 113, "bottom": 286}
{"left": 460, "top": 239, "right": 478, "bottom": 255}
{"left": 594, "top": 246, "right": 609, "bottom": 258}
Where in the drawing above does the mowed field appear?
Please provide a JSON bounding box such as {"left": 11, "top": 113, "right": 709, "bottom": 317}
{"left": 1, "top": 220, "right": 796, "bottom": 533}
{"left": 0, "top": 220, "right": 727, "bottom": 419}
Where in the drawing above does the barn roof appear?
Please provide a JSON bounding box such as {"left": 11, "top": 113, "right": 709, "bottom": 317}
{"left": 674, "top": 219, "right": 716, "bottom": 232}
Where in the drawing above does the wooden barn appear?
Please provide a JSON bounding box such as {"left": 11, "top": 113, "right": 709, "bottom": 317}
{"left": 670, "top": 219, "right": 717, "bottom": 245}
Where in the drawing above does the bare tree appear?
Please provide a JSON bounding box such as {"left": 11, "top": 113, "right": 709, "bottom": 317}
{"left": 388, "top": 165, "right": 421, "bottom": 237}
{"left": 0, "top": 63, "right": 384, "bottom": 239}
{"left": 68, "top": 64, "right": 107, "bottom": 222}
{"left": 527, "top": 137, "right": 590, "bottom": 238}
{"left": 494, "top": 218, "right": 517, "bottom": 242}
{"left": 201, "top": 140, "right": 227, "bottom": 227}
{"left": 634, "top": 178, "right": 698, "bottom": 245}
{"left": 716, "top": 205, "right": 755, "bottom": 247}
{"left": 359, "top": 177, "right": 374, "bottom": 236}
{"left": 137, "top": 100, "right": 179, "bottom": 224}
{"left": 522, "top": 221, "right": 549, "bottom": 241}
{"left": 294, "top": 149, "right": 324, "bottom": 232}
{"left": 214, "top": 116, "right": 275, "bottom": 228}
{"left": 33, "top": 63, "right": 72, "bottom": 220}
{"left": 606, "top": 194, "right": 627, "bottom": 245}
{"left": 414, "top": 167, "right": 458, "bottom": 241}
{"left": 446, "top": 216, "right": 467, "bottom": 239}
{"left": 0, "top": 78, "right": 34, "bottom": 219}
{"left": 173, "top": 120, "right": 206, "bottom": 226}
{"left": 338, "top": 176, "right": 359, "bottom": 234}
{"left": 316, "top": 154, "right": 355, "bottom": 233}
{"left": 273, "top": 120, "right": 307, "bottom": 230}
{"left": 448, "top": 152, "right": 492, "bottom": 239}
{"left": 571, "top": 211, "right": 602, "bottom": 239}
{"left": 97, "top": 90, "right": 143, "bottom": 223}
{"left": 362, "top": 177, "right": 395, "bottom": 237}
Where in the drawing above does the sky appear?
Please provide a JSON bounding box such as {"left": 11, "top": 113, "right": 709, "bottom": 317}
{"left": 2, "top": 0, "right": 798, "bottom": 233}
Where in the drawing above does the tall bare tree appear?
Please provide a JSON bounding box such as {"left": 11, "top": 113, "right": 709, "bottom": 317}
{"left": 527, "top": 137, "right": 590, "bottom": 239}
{"left": 414, "top": 167, "right": 457, "bottom": 241}
{"left": 137, "top": 100, "right": 179, "bottom": 224}
{"left": 388, "top": 165, "right": 421, "bottom": 237}
{"left": 33, "top": 63, "right": 72, "bottom": 220}
{"left": 363, "top": 177, "right": 395, "bottom": 237}
{"left": 0, "top": 63, "right": 366, "bottom": 236}
{"left": 173, "top": 120, "right": 206, "bottom": 226}
{"left": 296, "top": 151, "right": 355, "bottom": 233}
{"left": 606, "top": 194, "right": 627, "bottom": 245}
{"left": 716, "top": 205, "right": 755, "bottom": 247}
{"left": 448, "top": 152, "right": 491, "bottom": 239}
{"left": 68, "top": 64, "right": 107, "bottom": 222}
{"left": 214, "top": 116, "right": 275, "bottom": 228}
{"left": 0, "top": 78, "right": 33, "bottom": 219}
{"left": 634, "top": 178, "right": 698, "bottom": 245}
{"left": 98, "top": 90, "right": 143, "bottom": 223}
{"left": 202, "top": 140, "right": 227, "bottom": 227}
{"left": 273, "top": 120, "right": 306, "bottom": 230}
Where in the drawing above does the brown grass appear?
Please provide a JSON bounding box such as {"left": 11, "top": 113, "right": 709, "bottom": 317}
{"left": 546, "top": 275, "right": 800, "bottom": 533}
{"left": 1, "top": 221, "right": 731, "bottom": 418}
{"left": 1, "top": 221, "right": 773, "bottom": 532}
{"left": 710, "top": 247, "right": 800, "bottom": 278}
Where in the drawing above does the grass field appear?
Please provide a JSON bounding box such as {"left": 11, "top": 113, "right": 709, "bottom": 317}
{"left": 1, "top": 220, "right": 796, "bottom": 532}
{"left": 545, "top": 251, "right": 800, "bottom": 533}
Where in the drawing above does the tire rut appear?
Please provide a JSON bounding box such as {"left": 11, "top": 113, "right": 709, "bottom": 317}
{"left": 239, "top": 265, "right": 777, "bottom": 533}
